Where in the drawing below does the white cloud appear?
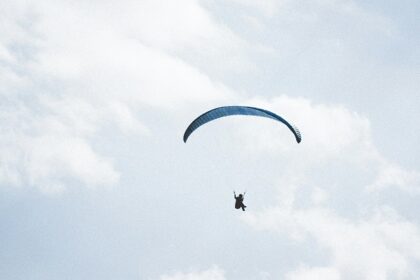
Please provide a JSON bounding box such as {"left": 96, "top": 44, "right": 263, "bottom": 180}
{"left": 0, "top": 0, "right": 237, "bottom": 193}
{"left": 311, "top": 187, "right": 329, "bottom": 205}
{"left": 236, "top": 96, "right": 420, "bottom": 279}
{"left": 227, "top": 0, "right": 395, "bottom": 35}
{"left": 227, "top": 96, "right": 375, "bottom": 178}
{"left": 0, "top": 97, "right": 120, "bottom": 193}
{"left": 246, "top": 206, "right": 420, "bottom": 279}
{"left": 285, "top": 266, "right": 340, "bottom": 280}
{"left": 234, "top": 95, "right": 419, "bottom": 193}
{"left": 159, "top": 266, "right": 226, "bottom": 280}
{"left": 367, "top": 162, "right": 420, "bottom": 194}
{"left": 227, "top": 0, "right": 289, "bottom": 17}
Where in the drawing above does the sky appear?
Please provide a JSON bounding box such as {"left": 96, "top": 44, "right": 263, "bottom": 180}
{"left": 0, "top": 0, "right": 419, "bottom": 279}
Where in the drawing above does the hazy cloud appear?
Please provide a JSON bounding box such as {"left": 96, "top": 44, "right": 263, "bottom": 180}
{"left": 238, "top": 96, "right": 420, "bottom": 278}
{"left": 159, "top": 266, "right": 226, "bottom": 280}
{"left": 0, "top": 0, "right": 236, "bottom": 193}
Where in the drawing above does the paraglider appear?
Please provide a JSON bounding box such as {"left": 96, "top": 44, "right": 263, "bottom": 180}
{"left": 183, "top": 105, "right": 302, "bottom": 211}
{"left": 234, "top": 191, "right": 246, "bottom": 211}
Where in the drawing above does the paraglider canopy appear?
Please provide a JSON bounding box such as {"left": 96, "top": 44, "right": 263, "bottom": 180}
{"left": 183, "top": 106, "right": 301, "bottom": 143}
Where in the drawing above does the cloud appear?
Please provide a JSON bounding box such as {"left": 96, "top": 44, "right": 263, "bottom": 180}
{"left": 237, "top": 96, "right": 372, "bottom": 157}
{"left": 159, "top": 266, "right": 226, "bottom": 280}
{"left": 0, "top": 96, "right": 120, "bottom": 193}
{"left": 227, "top": 0, "right": 288, "bottom": 17}
{"left": 0, "top": 0, "right": 237, "bottom": 193}
{"left": 0, "top": 0, "right": 402, "bottom": 195}
{"left": 233, "top": 95, "right": 420, "bottom": 194}
{"left": 246, "top": 206, "right": 420, "bottom": 279}
{"left": 227, "top": 0, "right": 395, "bottom": 34}
{"left": 285, "top": 266, "right": 340, "bottom": 280}
{"left": 367, "top": 162, "right": 420, "bottom": 194}
{"left": 232, "top": 96, "right": 420, "bottom": 278}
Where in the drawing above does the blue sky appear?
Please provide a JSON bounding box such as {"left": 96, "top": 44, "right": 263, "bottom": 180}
{"left": 0, "top": 0, "right": 419, "bottom": 279}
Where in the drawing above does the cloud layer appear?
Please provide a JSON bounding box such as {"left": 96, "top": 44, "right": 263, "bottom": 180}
{"left": 1, "top": 0, "right": 419, "bottom": 279}
{"left": 237, "top": 96, "right": 420, "bottom": 279}
{"left": 0, "top": 0, "right": 236, "bottom": 193}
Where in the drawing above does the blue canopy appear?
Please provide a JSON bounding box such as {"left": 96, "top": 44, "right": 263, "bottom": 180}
{"left": 183, "top": 106, "right": 301, "bottom": 143}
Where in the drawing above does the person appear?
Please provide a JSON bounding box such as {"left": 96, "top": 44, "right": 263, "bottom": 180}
{"left": 234, "top": 191, "right": 247, "bottom": 211}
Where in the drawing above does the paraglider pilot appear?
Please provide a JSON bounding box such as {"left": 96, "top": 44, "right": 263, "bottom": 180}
{"left": 234, "top": 191, "right": 247, "bottom": 211}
